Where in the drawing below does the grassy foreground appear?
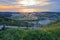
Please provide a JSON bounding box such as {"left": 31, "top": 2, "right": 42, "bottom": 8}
{"left": 0, "top": 20, "right": 60, "bottom": 40}
{"left": 0, "top": 27, "right": 60, "bottom": 40}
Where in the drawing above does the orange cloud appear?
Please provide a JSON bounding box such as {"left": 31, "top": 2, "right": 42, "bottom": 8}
{"left": 18, "top": 8, "right": 37, "bottom": 12}
{"left": 18, "top": 8, "right": 49, "bottom": 12}
{"left": 0, "top": 3, "right": 49, "bottom": 12}
{"left": 0, "top": 4, "right": 24, "bottom": 9}
{"left": 0, "top": 4, "right": 18, "bottom": 9}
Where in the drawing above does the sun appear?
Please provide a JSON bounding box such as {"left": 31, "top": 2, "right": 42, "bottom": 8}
{"left": 18, "top": 0, "right": 37, "bottom": 6}
{"left": 17, "top": 0, "right": 39, "bottom": 12}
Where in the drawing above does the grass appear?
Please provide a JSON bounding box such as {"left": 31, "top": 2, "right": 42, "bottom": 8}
{"left": 0, "top": 20, "right": 60, "bottom": 40}
{"left": 0, "top": 27, "right": 60, "bottom": 40}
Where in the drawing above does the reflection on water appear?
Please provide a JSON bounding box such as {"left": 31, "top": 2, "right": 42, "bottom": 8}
{"left": 39, "top": 19, "right": 52, "bottom": 25}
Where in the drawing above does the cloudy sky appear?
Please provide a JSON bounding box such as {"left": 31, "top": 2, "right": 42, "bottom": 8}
{"left": 0, "top": 0, "right": 60, "bottom": 12}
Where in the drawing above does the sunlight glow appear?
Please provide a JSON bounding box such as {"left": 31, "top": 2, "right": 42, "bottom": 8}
{"left": 18, "top": 9, "right": 38, "bottom": 12}
{"left": 18, "top": 0, "right": 37, "bottom": 6}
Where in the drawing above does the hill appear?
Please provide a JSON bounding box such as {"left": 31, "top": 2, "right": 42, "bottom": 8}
{"left": 0, "top": 20, "right": 60, "bottom": 40}
{"left": 0, "top": 12, "right": 60, "bottom": 20}
{"left": 45, "top": 20, "right": 60, "bottom": 28}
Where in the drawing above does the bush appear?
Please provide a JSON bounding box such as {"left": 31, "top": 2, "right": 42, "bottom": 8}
{"left": 0, "top": 29, "right": 27, "bottom": 40}
{"left": 23, "top": 30, "right": 56, "bottom": 40}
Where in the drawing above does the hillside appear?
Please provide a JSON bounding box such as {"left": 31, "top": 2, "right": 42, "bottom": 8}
{"left": 45, "top": 20, "right": 60, "bottom": 27}
{"left": 0, "top": 20, "right": 60, "bottom": 40}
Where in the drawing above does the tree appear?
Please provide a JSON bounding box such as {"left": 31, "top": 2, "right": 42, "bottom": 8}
{"left": 0, "top": 12, "right": 12, "bottom": 30}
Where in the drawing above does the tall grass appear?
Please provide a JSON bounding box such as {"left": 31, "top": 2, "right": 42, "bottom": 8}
{"left": 0, "top": 20, "right": 60, "bottom": 40}
{"left": 0, "top": 28, "right": 60, "bottom": 40}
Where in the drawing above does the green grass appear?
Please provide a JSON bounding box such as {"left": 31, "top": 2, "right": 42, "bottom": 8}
{"left": 0, "top": 20, "right": 60, "bottom": 40}
{"left": 0, "top": 27, "right": 60, "bottom": 40}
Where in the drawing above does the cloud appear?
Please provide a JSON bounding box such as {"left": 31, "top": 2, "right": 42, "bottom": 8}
{"left": 0, "top": 9, "right": 18, "bottom": 12}
{"left": 14, "top": 0, "right": 54, "bottom": 9}
{"left": 0, "top": 0, "right": 60, "bottom": 12}
{"left": 0, "top": 4, "right": 26, "bottom": 12}
{"left": 0, "top": 4, "right": 19, "bottom": 9}
{"left": 0, "top": 0, "right": 17, "bottom": 5}
{"left": 15, "top": 0, "right": 53, "bottom": 6}
{"left": 18, "top": 8, "right": 49, "bottom": 12}
{"left": 36, "top": 0, "right": 53, "bottom": 6}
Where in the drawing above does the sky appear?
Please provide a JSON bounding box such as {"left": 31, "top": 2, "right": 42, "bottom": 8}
{"left": 0, "top": 0, "right": 60, "bottom": 12}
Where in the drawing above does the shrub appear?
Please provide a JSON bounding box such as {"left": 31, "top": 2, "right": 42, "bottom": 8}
{"left": 24, "top": 30, "right": 56, "bottom": 40}
{"left": 0, "top": 29, "right": 27, "bottom": 40}
{"left": 0, "top": 28, "right": 59, "bottom": 40}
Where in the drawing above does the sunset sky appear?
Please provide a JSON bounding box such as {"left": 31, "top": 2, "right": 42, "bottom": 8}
{"left": 0, "top": 0, "right": 60, "bottom": 12}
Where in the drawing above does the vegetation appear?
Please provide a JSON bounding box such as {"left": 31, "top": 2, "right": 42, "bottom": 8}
{"left": 0, "top": 17, "right": 32, "bottom": 30}
{"left": 0, "top": 17, "right": 32, "bottom": 27}
{"left": 0, "top": 13, "right": 60, "bottom": 40}
{"left": 45, "top": 20, "right": 60, "bottom": 27}
{"left": 0, "top": 27, "right": 60, "bottom": 40}
{"left": 0, "top": 20, "right": 60, "bottom": 40}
